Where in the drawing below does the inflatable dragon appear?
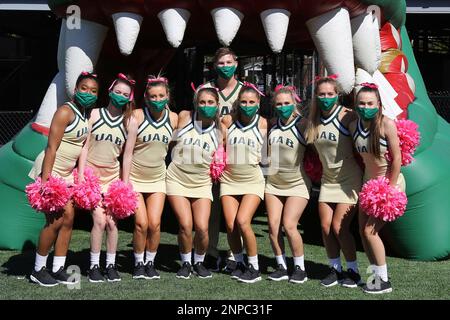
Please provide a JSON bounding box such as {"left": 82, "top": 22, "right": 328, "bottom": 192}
{"left": 0, "top": 0, "right": 449, "bottom": 261}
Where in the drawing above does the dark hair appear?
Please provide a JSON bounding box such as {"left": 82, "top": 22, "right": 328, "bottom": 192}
{"left": 145, "top": 74, "right": 171, "bottom": 109}
{"left": 213, "top": 47, "right": 237, "bottom": 64}
{"left": 356, "top": 86, "right": 383, "bottom": 158}
{"left": 232, "top": 86, "right": 262, "bottom": 122}
{"left": 75, "top": 72, "right": 98, "bottom": 88}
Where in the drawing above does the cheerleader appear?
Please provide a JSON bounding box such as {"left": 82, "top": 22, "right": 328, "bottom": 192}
{"left": 122, "top": 75, "right": 178, "bottom": 280}
{"left": 220, "top": 83, "right": 267, "bottom": 283}
{"left": 166, "top": 87, "right": 221, "bottom": 279}
{"left": 265, "top": 86, "right": 310, "bottom": 284}
{"left": 29, "top": 72, "right": 97, "bottom": 286}
{"left": 350, "top": 84, "right": 403, "bottom": 294}
{"left": 78, "top": 73, "right": 135, "bottom": 283}
{"left": 305, "top": 76, "right": 363, "bottom": 288}
{"left": 202, "top": 47, "right": 243, "bottom": 272}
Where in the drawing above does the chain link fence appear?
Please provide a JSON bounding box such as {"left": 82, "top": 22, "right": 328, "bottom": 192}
{"left": 0, "top": 111, "right": 35, "bottom": 146}
{"left": 429, "top": 91, "right": 450, "bottom": 123}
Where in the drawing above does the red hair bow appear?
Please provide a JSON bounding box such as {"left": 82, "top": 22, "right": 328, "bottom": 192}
{"left": 313, "top": 73, "right": 339, "bottom": 83}
{"left": 81, "top": 71, "right": 97, "bottom": 78}
{"left": 274, "top": 84, "right": 302, "bottom": 103}
{"left": 190, "top": 82, "right": 219, "bottom": 93}
{"left": 360, "top": 82, "right": 379, "bottom": 89}
{"left": 147, "top": 77, "right": 168, "bottom": 85}
{"left": 243, "top": 81, "right": 265, "bottom": 97}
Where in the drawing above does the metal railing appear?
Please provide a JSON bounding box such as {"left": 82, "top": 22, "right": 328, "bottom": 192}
{"left": 0, "top": 110, "right": 35, "bottom": 145}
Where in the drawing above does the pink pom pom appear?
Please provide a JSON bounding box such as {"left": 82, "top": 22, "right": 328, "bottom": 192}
{"left": 303, "top": 148, "right": 322, "bottom": 183}
{"left": 386, "top": 119, "right": 420, "bottom": 166}
{"left": 103, "top": 180, "right": 138, "bottom": 219}
{"left": 72, "top": 167, "right": 102, "bottom": 210}
{"left": 210, "top": 145, "right": 227, "bottom": 182}
{"left": 359, "top": 176, "right": 408, "bottom": 222}
{"left": 26, "top": 176, "right": 72, "bottom": 214}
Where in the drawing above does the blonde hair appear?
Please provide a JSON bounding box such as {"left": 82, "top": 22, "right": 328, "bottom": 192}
{"left": 272, "top": 87, "right": 302, "bottom": 117}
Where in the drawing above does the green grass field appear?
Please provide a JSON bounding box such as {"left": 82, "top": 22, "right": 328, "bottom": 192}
{"left": 1, "top": 213, "right": 449, "bottom": 300}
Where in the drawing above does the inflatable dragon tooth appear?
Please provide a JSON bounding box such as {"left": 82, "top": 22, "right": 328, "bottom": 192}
{"left": 0, "top": 0, "right": 449, "bottom": 261}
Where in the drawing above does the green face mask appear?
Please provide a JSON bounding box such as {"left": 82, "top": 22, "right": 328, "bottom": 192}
{"left": 198, "top": 105, "right": 218, "bottom": 119}
{"left": 109, "top": 92, "right": 129, "bottom": 109}
{"left": 74, "top": 91, "right": 97, "bottom": 108}
{"left": 240, "top": 104, "right": 259, "bottom": 118}
{"left": 147, "top": 98, "right": 168, "bottom": 112}
{"left": 276, "top": 104, "right": 295, "bottom": 120}
{"left": 357, "top": 106, "right": 379, "bottom": 121}
{"left": 216, "top": 65, "right": 237, "bottom": 80}
{"left": 317, "top": 96, "right": 338, "bottom": 112}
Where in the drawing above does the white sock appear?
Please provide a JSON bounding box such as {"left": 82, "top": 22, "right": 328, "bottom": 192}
{"left": 248, "top": 255, "right": 259, "bottom": 270}
{"left": 106, "top": 252, "right": 116, "bottom": 266}
{"left": 134, "top": 252, "right": 144, "bottom": 266}
{"left": 34, "top": 253, "right": 48, "bottom": 272}
{"left": 194, "top": 253, "right": 205, "bottom": 264}
{"left": 180, "top": 252, "right": 192, "bottom": 264}
{"left": 374, "top": 264, "right": 388, "bottom": 282}
{"left": 52, "top": 256, "right": 66, "bottom": 273}
{"left": 329, "top": 257, "right": 342, "bottom": 272}
{"left": 145, "top": 251, "right": 156, "bottom": 265}
{"left": 293, "top": 255, "right": 305, "bottom": 271}
{"left": 346, "top": 260, "right": 359, "bottom": 273}
{"left": 90, "top": 251, "right": 101, "bottom": 269}
{"left": 275, "top": 255, "right": 287, "bottom": 269}
{"left": 234, "top": 252, "right": 244, "bottom": 264}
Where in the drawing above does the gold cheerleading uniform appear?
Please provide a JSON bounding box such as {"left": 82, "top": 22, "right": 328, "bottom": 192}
{"left": 130, "top": 108, "right": 173, "bottom": 193}
{"left": 86, "top": 108, "right": 126, "bottom": 193}
{"left": 220, "top": 114, "right": 265, "bottom": 200}
{"left": 314, "top": 106, "right": 362, "bottom": 204}
{"left": 265, "top": 116, "right": 311, "bottom": 199}
{"left": 166, "top": 112, "right": 218, "bottom": 201}
{"left": 203, "top": 80, "right": 243, "bottom": 117}
{"left": 29, "top": 101, "right": 88, "bottom": 183}
{"left": 353, "top": 118, "right": 405, "bottom": 191}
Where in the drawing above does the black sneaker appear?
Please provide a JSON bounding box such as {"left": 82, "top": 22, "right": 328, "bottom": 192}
{"left": 341, "top": 269, "right": 362, "bottom": 288}
{"left": 203, "top": 254, "right": 221, "bottom": 272}
{"left": 268, "top": 264, "right": 289, "bottom": 281}
{"left": 320, "top": 267, "right": 344, "bottom": 287}
{"left": 193, "top": 262, "right": 212, "bottom": 279}
{"left": 30, "top": 267, "right": 58, "bottom": 287}
{"left": 105, "top": 264, "right": 121, "bottom": 282}
{"left": 363, "top": 276, "right": 393, "bottom": 294}
{"left": 289, "top": 266, "right": 308, "bottom": 284}
{"left": 52, "top": 266, "right": 78, "bottom": 285}
{"left": 145, "top": 262, "right": 160, "bottom": 280}
{"left": 222, "top": 259, "right": 237, "bottom": 274}
{"left": 132, "top": 262, "right": 148, "bottom": 280}
{"left": 88, "top": 265, "right": 105, "bottom": 283}
{"left": 176, "top": 262, "right": 192, "bottom": 279}
{"left": 237, "top": 264, "right": 262, "bottom": 283}
{"left": 230, "top": 262, "right": 246, "bottom": 280}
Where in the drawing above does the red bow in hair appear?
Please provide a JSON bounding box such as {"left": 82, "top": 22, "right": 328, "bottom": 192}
{"left": 190, "top": 82, "right": 219, "bottom": 93}
{"left": 243, "top": 81, "right": 265, "bottom": 97}
{"left": 313, "top": 73, "right": 339, "bottom": 83}
{"left": 147, "top": 77, "right": 168, "bottom": 85}
{"left": 81, "top": 71, "right": 97, "bottom": 78}
{"left": 360, "top": 82, "right": 379, "bottom": 89}
{"left": 274, "top": 84, "right": 302, "bottom": 103}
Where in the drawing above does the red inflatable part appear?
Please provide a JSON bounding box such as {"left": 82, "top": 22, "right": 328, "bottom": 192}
{"left": 380, "top": 22, "right": 402, "bottom": 51}
{"left": 384, "top": 72, "right": 415, "bottom": 110}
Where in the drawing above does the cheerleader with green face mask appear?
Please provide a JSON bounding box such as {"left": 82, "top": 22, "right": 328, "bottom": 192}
{"left": 29, "top": 71, "right": 99, "bottom": 287}
{"left": 77, "top": 73, "right": 135, "bottom": 284}
{"left": 122, "top": 75, "right": 178, "bottom": 281}
{"left": 220, "top": 83, "right": 268, "bottom": 283}
{"left": 305, "top": 76, "right": 363, "bottom": 289}
{"left": 265, "top": 86, "right": 311, "bottom": 284}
